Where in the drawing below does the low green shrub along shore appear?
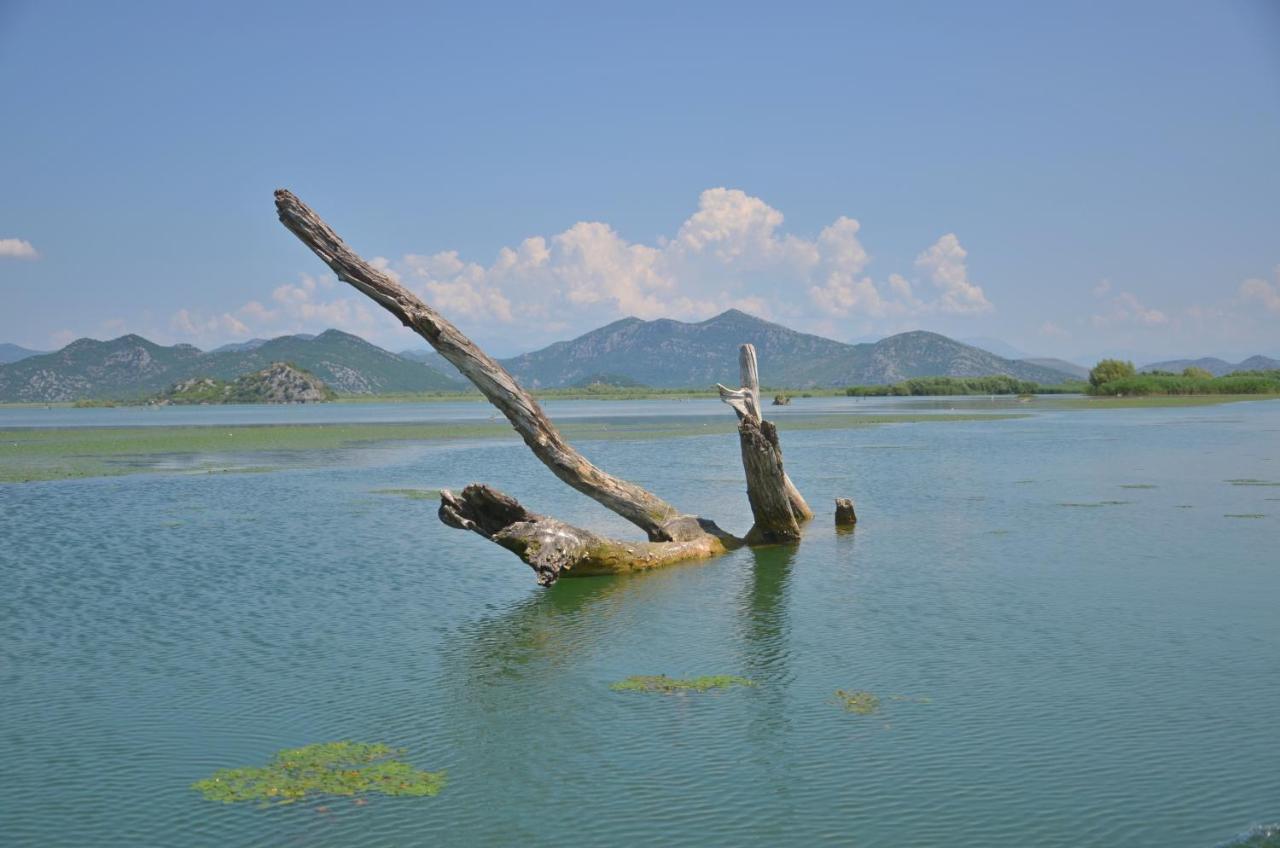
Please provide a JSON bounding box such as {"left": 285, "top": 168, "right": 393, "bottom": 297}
{"left": 845, "top": 376, "right": 1087, "bottom": 396}
{"left": 1087, "top": 370, "right": 1280, "bottom": 397}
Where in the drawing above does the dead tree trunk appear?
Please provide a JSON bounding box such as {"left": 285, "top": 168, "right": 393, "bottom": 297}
{"left": 439, "top": 485, "right": 729, "bottom": 586}
{"left": 274, "top": 189, "right": 808, "bottom": 584}
{"left": 717, "top": 344, "right": 813, "bottom": 544}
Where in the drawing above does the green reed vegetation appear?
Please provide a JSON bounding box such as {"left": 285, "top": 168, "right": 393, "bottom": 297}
{"left": 1088, "top": 371, "right": 1280, "bottom": 397}
{"left": 845, "top": 376, "right": 1086, "bottom": 396}
{"left": 1085, "top": 358, "right": 1280, "bottom": 397}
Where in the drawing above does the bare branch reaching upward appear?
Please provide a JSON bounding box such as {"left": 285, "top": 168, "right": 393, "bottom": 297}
{"left": 274, "top": 189, "right": 709, "bottom": 543}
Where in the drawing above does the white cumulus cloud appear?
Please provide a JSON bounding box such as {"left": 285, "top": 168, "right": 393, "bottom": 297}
{"left": 914, "top": 234, "right": 992, "bottom": 314}
{"left": 168, "top": 189, "right": 997, "bottom": 349}
{"left": 0, "top": 238, "right": 39, "bottom": 259}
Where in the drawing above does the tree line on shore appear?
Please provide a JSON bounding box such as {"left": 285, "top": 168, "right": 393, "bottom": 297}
{"left": 1087, "top": 359, "right": 1280, "bottom": 396}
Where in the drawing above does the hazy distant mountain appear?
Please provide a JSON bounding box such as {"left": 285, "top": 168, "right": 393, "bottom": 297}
{"left": 961, "top": 337, "right": 1028, "bottom": 360}
{"left": 501, "top": 310, "right": 1078, "bottom": 388}
{"left": 1020, "top": 357, "right": 1089, "bottom": 380}
{"left": 1140, "top": 355, "right": 1280, "bottom": 376}
{"left": 211, "top": 334, "right": 317, "bottom": 354}
{"left": 210, "top": 338, "right": 269, "bottom": 353}
{"left": 398, "top": 347, "right": 463, "bottom": 380}
{"left": 0, "top": 343, "right": 47, "bottom": 364}
{"left": 0, "top": 330, "right": 458, "bottom": 402}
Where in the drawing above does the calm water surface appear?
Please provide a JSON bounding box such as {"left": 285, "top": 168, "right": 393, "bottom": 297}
{"left": 2, "top": 399, "right": 1278, "bottom": 846}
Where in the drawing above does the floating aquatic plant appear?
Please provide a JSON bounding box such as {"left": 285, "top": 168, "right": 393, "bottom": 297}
{"left": 192, "top": 741, "right": 446, "bottom": 805}
{"left": 1226, "top": 479, "right": 1280, "bottom": 486}
{"left": 1120, "top": 484, "right": 1157, "bottom": 489}
{"left": 1224, "top": 514, "right": 1265, "bottom": 519}
{"left": 1058, "top": 500, "right": 1132, "bottom": 508}
{"left": 371, "top": 488, "right": 442, "bottom": 501}
{"left": 610, "top": 675, "right": 754, "bottom": 694}
{"left": 834, "top": 690, "right": 881, "bottom": 715}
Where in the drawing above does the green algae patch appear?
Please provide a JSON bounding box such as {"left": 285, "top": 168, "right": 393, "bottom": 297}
{"left": 610, "top": 675, "right": 754, "bottom": 694}
{"left": 834, "top": 690, "right": 881, "bottom": 715}
{"left": 371, "top": 488, "right": 442, "bottom": 501}
{"left": 1224, "top": 514, "right": 1265, "bottom": 519}
{"left": 192, "top": 741, "right": 445, "bottom": 805}
{"left": 0, "top": 412, "right": 1023, "bottom": 484}
{"left": 1120, "top": 484, "right": 1157, "bottom": 489}
{"left": 1058, "top": 500, "right": 1132, "bottom": 508}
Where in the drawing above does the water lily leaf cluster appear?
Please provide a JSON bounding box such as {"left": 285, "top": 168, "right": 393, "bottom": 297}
{"left": 192, "top": 741, "right": 446, "bottom": 805}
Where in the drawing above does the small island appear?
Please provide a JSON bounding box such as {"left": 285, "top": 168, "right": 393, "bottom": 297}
{"left": 152, "top": 362, "right": 335, "bottom": 405}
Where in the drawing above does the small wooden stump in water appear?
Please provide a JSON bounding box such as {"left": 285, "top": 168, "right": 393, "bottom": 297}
{"left": 834, "top": 498, "right": 858, "bottom": 527}
{"left": 772, "top": 394, "right": 791, "bottom": 406}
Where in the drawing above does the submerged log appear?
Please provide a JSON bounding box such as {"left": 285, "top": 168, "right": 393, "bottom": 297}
{"left": 274, "top": 189, "right": 813, "bottom": 584}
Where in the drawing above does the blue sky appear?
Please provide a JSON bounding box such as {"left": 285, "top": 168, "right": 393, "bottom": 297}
{"left": 1, "top": 0, "right": 1278, "bottom": 362}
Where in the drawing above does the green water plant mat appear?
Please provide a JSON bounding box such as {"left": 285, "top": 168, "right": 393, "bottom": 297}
{"left": 610, "top": 675, "right": 754, "bottom": 694}
{"left": 834, "top": 690, "right": 882, "bottom": 714}
{"left": 192, "top": 741, "right": 445, "bottom": 805}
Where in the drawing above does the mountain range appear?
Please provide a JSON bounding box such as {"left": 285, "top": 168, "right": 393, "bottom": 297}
{"left": 1140, "top": 355, "right": 1280, "bottom": 376}
{"left": 0, "top": 330, "right": 458, "bottom": 402}
{"left": 8, "top": 308, "right": 1271, "bottom": 403}
{"left": 494, "top": 310, "right": 1077, "bottom": 388}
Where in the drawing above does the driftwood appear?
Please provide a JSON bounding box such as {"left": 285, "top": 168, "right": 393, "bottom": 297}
{"left": 275, "top": 189, "right": 812, "bottom": 584}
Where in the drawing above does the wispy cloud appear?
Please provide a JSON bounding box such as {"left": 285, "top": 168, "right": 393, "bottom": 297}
{"left": 1238, "top": 266, "right": 1280, "bottom": 314}
{"left": 1091, "top": 289, "right": 1168, "bottom": 328}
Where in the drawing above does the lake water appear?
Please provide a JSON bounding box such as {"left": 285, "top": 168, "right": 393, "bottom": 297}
{"left": 2, "top": 398, "right": 1278, "bottom": 847}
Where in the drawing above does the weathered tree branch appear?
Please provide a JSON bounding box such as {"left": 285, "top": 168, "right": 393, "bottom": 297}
{"left": 440, "top": 485, "right": 732, "bottom": 585}
{"left": 275, "top": 189, "right": 719, "bottom": 544}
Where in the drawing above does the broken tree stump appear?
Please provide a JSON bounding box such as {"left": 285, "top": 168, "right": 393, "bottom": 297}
{"left": 834, "top": 498, "right": 858, "bottom": 527}
{"left": 717, "top": 344, "right": 813, "bottom": 543}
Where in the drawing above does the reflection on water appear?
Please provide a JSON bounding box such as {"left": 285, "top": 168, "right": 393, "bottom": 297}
{"left": 1, "top": 400, "right": 1279, "bottom": 846}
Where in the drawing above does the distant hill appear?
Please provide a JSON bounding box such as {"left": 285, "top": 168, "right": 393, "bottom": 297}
{"left": 154, "top": 362, "right": 335, "bottom": 404}
{"left": 1140, "top": 355, "right": 1280, "bottom": 376}
{"left": 500, "top": 310, "right": 1079, "bottom": 388}
{"left": 0, "top": 330, "right": 458, "bottom": 402}
{"left": 0, "top": 343, "right": 48, "bottom": 364}
{"left": 1021, "top": 357, "right": 1089, "bottom": 380}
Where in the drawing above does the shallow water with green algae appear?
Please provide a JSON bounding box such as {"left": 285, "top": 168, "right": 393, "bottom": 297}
{"left": 1, "top": 398, "right": 1278, "bottom": 847}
